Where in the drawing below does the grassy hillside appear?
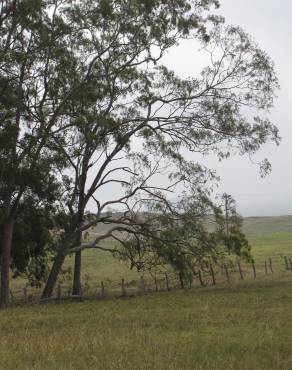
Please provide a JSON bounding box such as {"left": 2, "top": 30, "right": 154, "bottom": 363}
{"left": 90, "top": 214, "right": 292, "bottom": 236}
{"left": 243, "top": 215, "right": 292, "bottom": 235}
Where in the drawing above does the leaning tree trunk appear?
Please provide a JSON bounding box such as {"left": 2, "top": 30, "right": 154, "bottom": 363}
{"left": 40, "top": 240, "right": 70, "bottom": 300}
{"left": 41, "top": 213, "right": 84, "bottom": 300}
{"left": 0, "top": 219, "right": 14, "bottom": 308}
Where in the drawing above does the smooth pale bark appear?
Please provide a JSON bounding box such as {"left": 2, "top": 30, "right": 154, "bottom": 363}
{"left": 0, "top": 219, "right": 14, "bottom": 308}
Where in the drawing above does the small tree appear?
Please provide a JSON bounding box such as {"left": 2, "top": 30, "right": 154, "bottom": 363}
{"left": 220, "top": 193, "right": 251, "bottom": 260}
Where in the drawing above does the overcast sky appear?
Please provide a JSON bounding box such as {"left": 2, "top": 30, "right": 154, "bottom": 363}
{"left": 88, "top": 1, "right": 291, "bottom": 217}
{"left": 163, "top": 0, "right": 292, "bottom": 217}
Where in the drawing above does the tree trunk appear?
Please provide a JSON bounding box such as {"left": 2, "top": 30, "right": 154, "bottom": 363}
{"left": 0, "top": 219, "right": 14, "bottom": 308}
{"left": 72, "top": 216, "right": 83, "bottom": 295}
{"left": 41, "top": 243, "right": 68, "bottom": 300}
{"left": 72, "top": 250, "right": 81, "bottom": 296}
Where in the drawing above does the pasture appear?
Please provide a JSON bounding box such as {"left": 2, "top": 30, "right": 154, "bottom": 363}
{"left": 1, "top": 216, "right": 292, "bottom": 370}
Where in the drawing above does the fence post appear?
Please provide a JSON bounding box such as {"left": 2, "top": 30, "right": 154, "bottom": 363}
{"left": 165, "top": 273, "right": 170, "bottom": 291}
{"left": 101, "top": 281, "right": 105, "bottom": 298}
{"left": 284, "top": 256, "right": 290, "bottom": 270}
{"left": 9, "top": 290, "right": 14, "bottom": 306}
{"left": 140, "top": 276, "right": 146, "bottom": 294}
{"left": 121, "top": 278, "right": 126, "bottom": 297}
{"left": 23, "top": 287, "right": 28, "bottom": 304}
{"left": 178, "top": 272, "right": 185, "bottom": 289}
{"left": 154, "top": 276, "right": 158, "bottom": 292}
{"left": 198, "top": 269, "right": 204, "bottom": 287}
{"left": 288, "top": 257, "right": 292, "bottom": 269}
{"left": 251, "top": 262, "right": 256, "bottom": 279}
{"left": 237, "top": 262, "right": 244, "bottom": 280}
{"left": 264, "top": 260, "right": 268, "bottom": 275}
{"left": 188, "top": 272, "right": 193, "bottom": 289}
{"left": 209, "top": 263, "right": 216, "bottom": 286}
{"left": 268, "top": 258, "right": 273, "bottom": 273}
{"left": 223, "top": 264, "right": 230, "bottom": 283}
{"left": 57, "top": 284, "right": 62, "bottom": 304}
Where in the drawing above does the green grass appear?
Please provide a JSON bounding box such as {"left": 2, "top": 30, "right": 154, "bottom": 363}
{"left": 249, "top": 232, "right": 292, "bottom": 262}
{"left": 2, "top": 216, "right": 292, "bottom": 369}
{"left": 243, "top": 215, "right": 292, "bottom": 235}
{"left": 1, "top": 276, "right": 292, "bottom": 369}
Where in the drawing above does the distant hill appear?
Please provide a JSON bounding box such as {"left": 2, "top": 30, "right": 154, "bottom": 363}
{"left": 243, "top": 215, "right": 292, "bottom": 235}
{"left": 88, "top": 213, "right": 292, "bottom": 237}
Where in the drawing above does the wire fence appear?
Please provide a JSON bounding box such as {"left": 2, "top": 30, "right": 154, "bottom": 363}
{"left": 8, "top": 254, "right": 292, "bottom": 307}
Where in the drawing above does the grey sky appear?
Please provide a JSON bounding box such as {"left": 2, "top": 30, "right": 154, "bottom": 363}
{"left": 164, "top": 0, "right": 292, "bottom": 217}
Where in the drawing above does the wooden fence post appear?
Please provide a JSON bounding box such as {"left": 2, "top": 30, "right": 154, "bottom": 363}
{"left": 188, "top": 272, "right": 193, "bottom": 289}
{"left": 284, "top": 256, "right": 290, "bottom": 270}
{"left": 223, "top": 264, "right": 230, "bottom": 283}
{"left": 264, "top": 260, "right": 268, "bottom": 275}
{"left": 57, "top": 284, "right": 62, "bottom": 304}
{"left": 154, "top": 276, "right": 158, "bottom": 292}
{"left": 9, "top": 290, "right": 14, "bottom": 306}
{"left": 209, "top": 263, "right": 216, "bottom": 285}
{"left": 165, "top": 273, "right": 170, "bottom": 291}
{"left": 237, "top": 262, "right": 244, "bottom": 280}
{"left": 101, "top": 281, "right": 105, "bottom": 298}
{"left": 198, "top": 270, "right": 204, "bottom": 287}
{"left": 268, "top": 258, "right": 273, "bottom": 273}
{"left": 23, "top": 287, "right": 28, "bottom": 304}
{"left": 121, "top": 278, "right": 126, "bottom": 297}
{"left": 178, "top": 272, "right": 185, "bottom": 289}
{"left": 251, "top": 262, "right": 256, "bottom": 279}
{"left": 140, "top": 276, "right": 146, "bottom": 294}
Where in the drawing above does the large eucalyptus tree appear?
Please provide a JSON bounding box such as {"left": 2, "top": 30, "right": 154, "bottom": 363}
{"left": 40, "top": 1, "right": 279, "bottom": 299}
{"left": 0, "top": 0, "right": 279, "bottom": 305}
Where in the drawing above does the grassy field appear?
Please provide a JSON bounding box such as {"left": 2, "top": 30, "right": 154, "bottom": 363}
{"left": 2, "top": 216, "right": 292, "bottom": 369}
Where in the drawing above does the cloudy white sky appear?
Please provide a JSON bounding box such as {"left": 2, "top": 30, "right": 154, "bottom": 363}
{"left": 163, "top": 0, "right": 292, "bottom": 217}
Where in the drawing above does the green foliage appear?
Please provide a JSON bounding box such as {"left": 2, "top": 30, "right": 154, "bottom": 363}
{"left": 116, "top": 192, "right": 253, "bottom": 282}
{"left": 0, "top": 199, "right": 53, "bottom": 287}
{"left": 223, "top": 226, "right": 251, "bottom": 261}
{"left": 218, "top": 193, "right": 252, "bottom": 261}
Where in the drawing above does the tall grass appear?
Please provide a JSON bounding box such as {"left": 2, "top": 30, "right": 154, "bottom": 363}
{"left": 1, "top": 275, "right": 292, "bottom": 369}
